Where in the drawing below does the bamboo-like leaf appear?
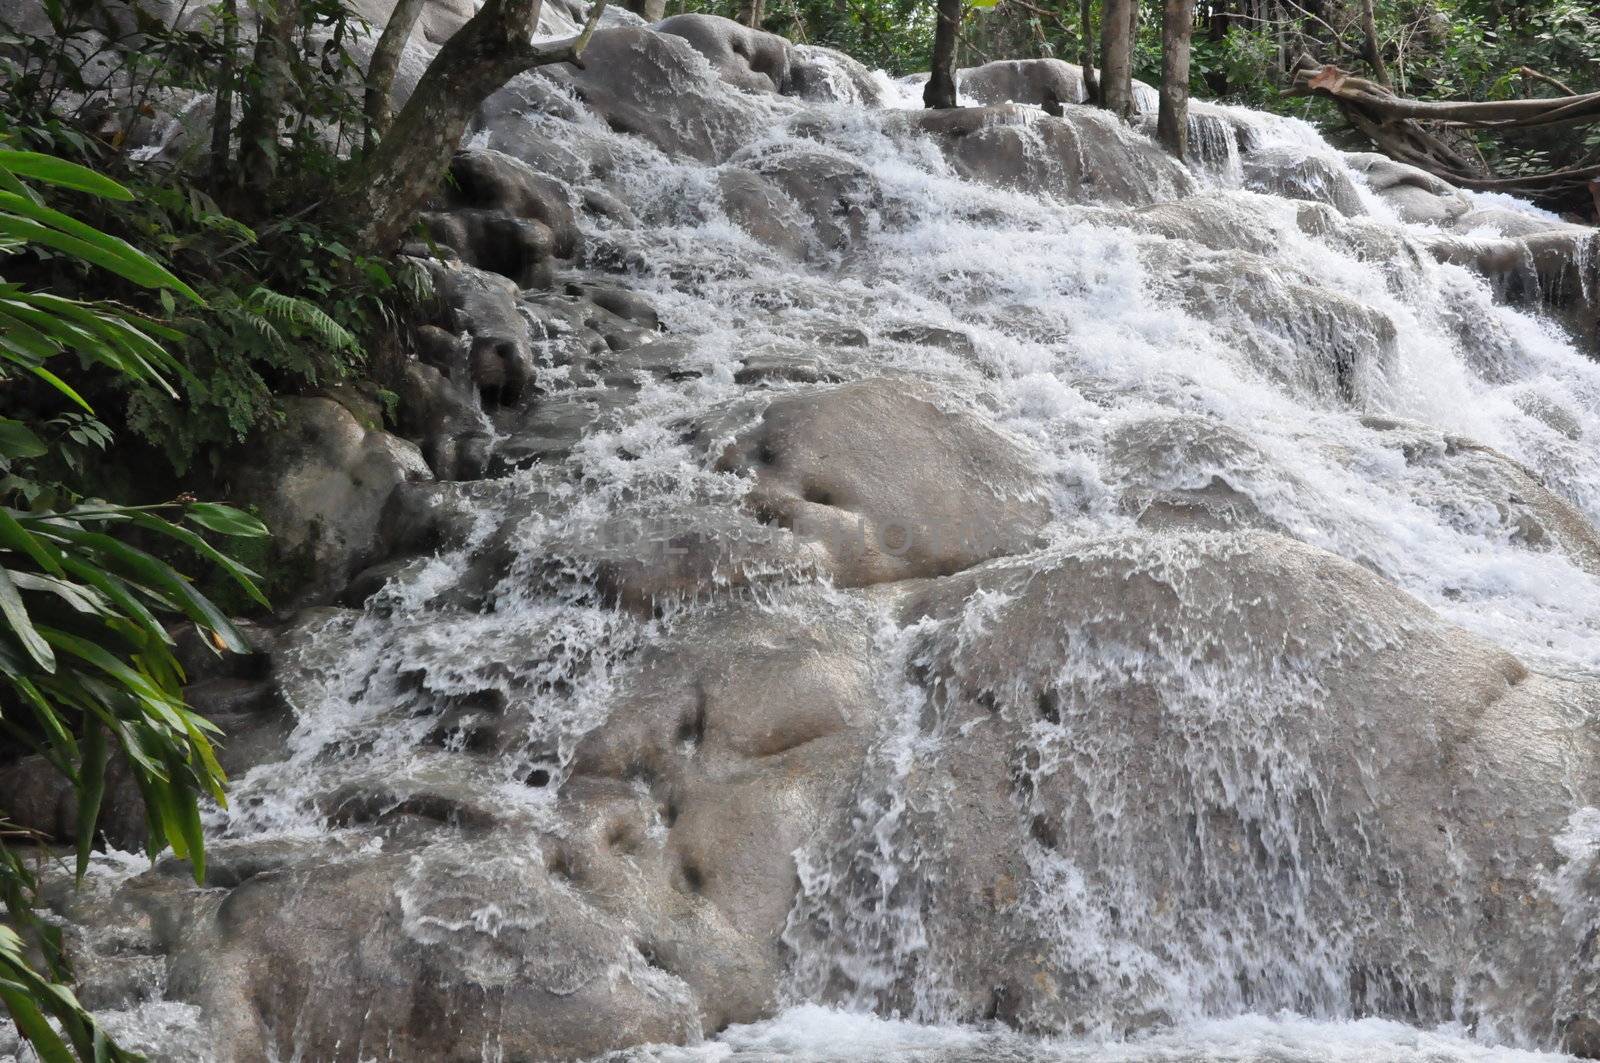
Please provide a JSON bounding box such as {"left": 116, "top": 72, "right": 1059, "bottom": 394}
{"left": 74, "top": 721, "right": 107, "bottom": 881}
{"left": 0, "top": 213, "right": 197, "bottom": 299}
{"left": 0, "top": 150, "right": 133, "bottom": 200}
{"left": 0, "top": 419, "right": 48, "bottom": 459}
{"left": 0, "top": 508, "right": 66, "bottom": 575}
{"left": 0, "top": 566, "right": 56, "bottom": 672}
{"left": 184, "top": 503, "right": 270, "bottom": 538}
{"left": 0, "top": 977, "right": 76, "bottom": 1063}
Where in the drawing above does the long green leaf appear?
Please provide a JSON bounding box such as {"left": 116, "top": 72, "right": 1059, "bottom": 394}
{"left": 0, "top": 150, "right": 133, "bottom": 200}
{"left": 0, "top": 215, "right": 187, "bottom": 297}
{"left": 74, "top": 721, "right": 107, "bottom": 881}
{"left": 0, "top": 566, "right": 55, "bottom": 671}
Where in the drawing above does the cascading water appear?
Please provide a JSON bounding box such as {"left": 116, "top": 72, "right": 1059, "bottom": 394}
{"left": 8, "top": 10, "right": 1600, "bottom": 1063}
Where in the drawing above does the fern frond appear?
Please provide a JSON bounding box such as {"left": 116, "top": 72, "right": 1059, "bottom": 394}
{"left": 246, "top": 286, "right": 359, "bottom": 354}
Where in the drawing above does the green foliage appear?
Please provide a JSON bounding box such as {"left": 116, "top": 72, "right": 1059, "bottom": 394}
{"left": 0, "top": 0, "right": 429, "bottom": 477}
{"left": 0, "top": 149, "right": 266, "bottom": 1063}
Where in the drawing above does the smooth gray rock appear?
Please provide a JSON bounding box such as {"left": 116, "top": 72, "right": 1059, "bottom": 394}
{"left": 715, "top": 378, "right": 1051, "bottom": 585}
{"left": 902, "top": 105, "right": 1197, "bottom": 207}
{"left": 787, "top": 532, "right": 1600, "bottom": 1044}
{"left": 228, "top": 397, "right": 432, "bottom": 606}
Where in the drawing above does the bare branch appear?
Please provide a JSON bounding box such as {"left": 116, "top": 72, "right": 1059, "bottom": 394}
{"left": 1518, "top": 65, "right": 1577, "bottom": 97}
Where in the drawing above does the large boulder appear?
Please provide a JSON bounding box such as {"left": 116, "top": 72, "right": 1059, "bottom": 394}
{"left": 44, "top": 590, "right": 890, "bottom": 1060}
{"left": 715, "top": 378, "right": 1052, "bottom": 585}
{"left": 901, "top": 105, "right": 1196, "bottom": 207}
{"left": 227, "top": 397, "right": 431, "bottom": 606}
{"left": 534, "top": 25, "right": 777, "bottom": 164}
{"left": 787, "top": 532, "right": 1600, "bottom": 1047}
{"left": 960, "top": 58, "right": 1089, "bottom": 108}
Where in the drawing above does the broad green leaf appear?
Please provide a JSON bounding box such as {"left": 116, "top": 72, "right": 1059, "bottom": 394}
{"left": 0, "top": 565, "right": 55, "bottom": 671}
{"left": 184, "top": 503, "right": 270, "bottom": 538}
{"left": 0, "top": 419, "right": 47, "bottom": 460}
{"left": 0, "top": 150, "right": 133, "bottom": 200}
{"left": 0, "top": 507, "right": 65, "bottom": 575}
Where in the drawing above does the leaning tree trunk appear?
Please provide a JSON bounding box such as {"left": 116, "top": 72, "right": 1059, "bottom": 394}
{"left": 1079, "top": 0, "right": 1098, "bottom": 102}
{"left": 736, "top": 0, "right": 763, "bottom": 28}
{"left": 234, "top": 0, "right": 302, "bottom": 200}
{"left": 333, "top": 0, "right": 607, "bottom": 251}
{"left": 1357, "top": 0, "right": 1390, "bottom": 89}
{"left": 924, "top": 0, "right": 961, "bottom": 110}
{"left": 1099, "top": 0, "right": 1134, "bottom": 119}
{"left": 362, "top": 0, "right": 429, "bottom": 151}
{"left": 1157, "top": 0, "right": 1195, "bottom": 157}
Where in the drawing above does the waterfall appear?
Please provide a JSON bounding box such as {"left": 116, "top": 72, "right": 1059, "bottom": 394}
{"left": 9, "top": 13, "right": 1600, "bottom": 1063}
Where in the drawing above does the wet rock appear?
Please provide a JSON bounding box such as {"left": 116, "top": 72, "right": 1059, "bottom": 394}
{"left": 396, "top": 359, "right": 492, "bottom": 481}
{"left": 420, "top": 208, "right": 556, "bottom": 289}
{"left": 227, "top": 397, "right": 432, "bottom": 606}
{"left": 715, "top": 378, "right": 1051, "bottom": 585}
{"left": 1104, "top": 414, "right": 1283, "bottom": 533}
{"left": 545, "top": 503, "right": 821, "bottom": 615}
{"left": 1362, "top": 417, "right": 1600, "bottom": 574}
{"left": 447, "top": 148, "right": 581, "bottom": 257}
{"left": 159, "top": 844, "right": 699, "bottom": 1061}
{"left": 561, "top": 589, "right": 889, "bottom": 1033}
{"left": 787, "top": 532, "right": 1600, "bottom": 1040}
{"left": 714, "top": 167, "right": 816, "bottom": 259}
{"left": 960, "top": 58, "right": 1089, "bottom": 107}
{"left": 426, "top": 261, "right": 537, "bottom": 409}
{"left": 1129, "top": 193, "right": 1287, "bottom": 256}
{"left": 1420, "top": 224, "right": 1600, "bottom": 345}
{"left": 787, "top": 44, "right": 888, "bottom": 107}
{"left": 656, "top": 13, "right": 792, "bottom": 94}
{"left": 1243, "top": 148, "right": 1367, "bottom": 217}
{"left": 903, "top": 105, "right": 1196, "bottom": 207}
{"left": 536, "top": 25, "right": 775, "bottom": 164}
{"left": 1147, "top": 244, "right": 1398, "bottom": 403}
{"left": 1344, "top": 151, "right": 1472, "bottom": 226}
{"left": 738, "top": 145, "right": 882, "bottom": 252}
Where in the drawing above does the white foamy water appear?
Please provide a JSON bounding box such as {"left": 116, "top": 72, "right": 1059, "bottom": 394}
{"left": 608, "top": 1005, "right": 1578, "bottom": 1062}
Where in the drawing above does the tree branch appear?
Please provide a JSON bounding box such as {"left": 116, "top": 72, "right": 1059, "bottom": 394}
{"left": 1518, "top": 65, "right": 1576, "bottom": 97}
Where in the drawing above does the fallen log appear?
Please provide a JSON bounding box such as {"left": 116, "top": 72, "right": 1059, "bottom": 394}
{"left": 1289, "top": 55, "right": 1600, "bottom": 214}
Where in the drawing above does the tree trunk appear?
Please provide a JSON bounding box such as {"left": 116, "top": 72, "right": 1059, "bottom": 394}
{"left": 1099, "top": 0, "right": 1133, "bottom": 119}
{"left": 1157, "top": 0, "right": 1194, "bottom": 157}
{"left": 208, "top": 0, "right": 238, "bottom": 189}
{"left": 736, "top": 0, "right": 763, "bottom": 28}
{"left": 1357, "top": 0, "right": 1390, "bottom": 89}
{"left": 923, "top": 0, "right": 961, "bottom": 110}
{"left": 624, "top": 0, "right": 664, "bottom": 17}
{"left": 1079, "top": 0, "right": 1098, "bottom": 103}
{"left": 234, "top": 0, "right": 302, "bottom": 200}
{"left": 333, "top": 0, "right": 607, "bottom": 251}
{"left": 363, "top": 0, "right": 428, "bottom": 151}
{"left": 1203, "top": 0, "right": 1228, "bottom": 94}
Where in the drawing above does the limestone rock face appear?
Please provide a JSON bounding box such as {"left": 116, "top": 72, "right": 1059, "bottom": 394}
{"left": 960, "top": 58, "right": 1089, "bottom": 108}
{"left": 716, "top": 379, "right": 1052, "bottom": 585}
{"left": 786, "top": 532, "right": 1600, "bottom": 1042}
{"left": 902, "top": 105, "right": 1196, "bottom": 206}
{"left": 228, "top": 397, "right": 431, "bottom": 606}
